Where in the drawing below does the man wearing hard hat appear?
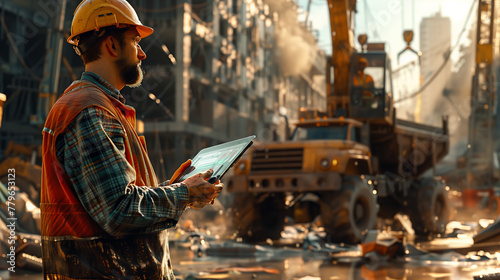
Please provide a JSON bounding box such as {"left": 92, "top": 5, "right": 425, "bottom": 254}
{"left": 41, "top": 1, "right": 222, "bottom": 279}
{"left": 352, "top": 56, "right": 375, "bottom": 95}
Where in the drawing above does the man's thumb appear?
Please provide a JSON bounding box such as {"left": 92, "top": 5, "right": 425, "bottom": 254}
{"left": 202, "top": 169, "right": 214, "bottom": 180}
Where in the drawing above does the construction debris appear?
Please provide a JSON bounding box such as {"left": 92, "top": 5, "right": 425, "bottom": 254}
{"left": 5, "top": 187, "right": 500, "bottom": 279}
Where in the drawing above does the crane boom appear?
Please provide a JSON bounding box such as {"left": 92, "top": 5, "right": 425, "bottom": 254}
{"left": 327, "top": 0, "right": 356, "bottom": 116}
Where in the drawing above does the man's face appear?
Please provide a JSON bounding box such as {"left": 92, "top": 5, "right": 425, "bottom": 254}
{"left": 357, "top": 62, "right": 367, "bottom": 72}
{"left": 115, "top": 28, "right": 146, "bottom": 88}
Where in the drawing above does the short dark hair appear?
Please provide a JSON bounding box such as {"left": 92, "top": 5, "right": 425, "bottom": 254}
{"left": 77, "top": 27, "right": 128, "bottom": 64}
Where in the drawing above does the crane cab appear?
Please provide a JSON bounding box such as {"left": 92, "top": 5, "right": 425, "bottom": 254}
{"left": 349, "top": 52, "right": 394, "bottom": 125}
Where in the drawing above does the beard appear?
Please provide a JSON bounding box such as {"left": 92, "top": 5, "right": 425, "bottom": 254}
{"left": 116, "top": 57, "right": 144, "bottom": 88}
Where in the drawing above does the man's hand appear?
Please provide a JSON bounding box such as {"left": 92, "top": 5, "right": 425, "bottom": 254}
{"left": 182, "top": 169, "right": 223, "bottom": 209}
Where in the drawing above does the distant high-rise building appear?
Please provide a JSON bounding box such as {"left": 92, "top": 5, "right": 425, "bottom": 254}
{"left": 419, "top": 11, "right": 452, "bottom": 125}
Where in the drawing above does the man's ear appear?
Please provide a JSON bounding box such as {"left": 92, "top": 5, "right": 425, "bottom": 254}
{"left": 104, "top": 36, "right": 119, "bottom": 57}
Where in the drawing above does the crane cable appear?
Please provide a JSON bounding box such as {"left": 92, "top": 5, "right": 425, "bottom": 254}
{"left": 362, "top": 0, "right": 381, "bottom": 40}
{"left": 401, "top": 0, "right": 416, "bottom": 30}
{"left": 394, "top": 0, "right": 477, "bottom": 104}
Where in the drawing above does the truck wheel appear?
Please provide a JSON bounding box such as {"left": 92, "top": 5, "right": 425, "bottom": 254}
{"left": 319, "top": 179, "right": 379, "bottom": 244}
{"left": 231, "top": 193, "right": 286, "bottom": 242}
{"left": 408, "top": 179, "right": 450, "bottom": 236}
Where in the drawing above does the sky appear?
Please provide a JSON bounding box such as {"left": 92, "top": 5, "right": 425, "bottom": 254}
{"left": 296, "top": 0, "right": 476, "bottom": 67}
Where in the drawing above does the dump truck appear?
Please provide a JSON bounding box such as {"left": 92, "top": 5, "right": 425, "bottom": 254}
{"left": 226, "top": 0, "right": 450, "bottom": 243}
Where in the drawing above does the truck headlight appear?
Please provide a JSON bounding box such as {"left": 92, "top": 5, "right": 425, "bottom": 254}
{"left": 320, "top": 158, "right": 330, "bottom": 169}
{"left": 238, "top": 162, "right": 246, "bottom": 171}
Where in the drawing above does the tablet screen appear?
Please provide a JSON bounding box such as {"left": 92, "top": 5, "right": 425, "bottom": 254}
{"left": 175, "top": 135, "right": 255, "bottom": 183}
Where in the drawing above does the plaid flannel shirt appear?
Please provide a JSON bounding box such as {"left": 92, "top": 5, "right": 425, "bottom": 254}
{"left": 55, "top": 72, "right": 189, "bottom": 236}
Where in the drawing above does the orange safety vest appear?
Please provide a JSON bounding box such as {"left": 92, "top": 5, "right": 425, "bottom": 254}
{"left": 41, "top": 80, "right": 158, "bottom": 238}
{"left": 353, "top": 73, "right": 374, "bottom": 97}
{"left": 353, "top": 73, "right": 374, "bottom": 87}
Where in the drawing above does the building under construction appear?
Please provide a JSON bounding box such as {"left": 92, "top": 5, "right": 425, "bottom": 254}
{"left": 0, "top": 0, "right": 326, "bottom": 179}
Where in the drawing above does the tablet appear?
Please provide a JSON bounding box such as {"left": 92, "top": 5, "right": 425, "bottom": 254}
{"left": 174, "top": 135, "right": 256, "bottom": 183}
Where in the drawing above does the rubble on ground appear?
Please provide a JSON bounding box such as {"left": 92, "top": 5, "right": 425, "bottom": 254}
{"left": 4, "top": 188, "right": 500, "bottom": 279}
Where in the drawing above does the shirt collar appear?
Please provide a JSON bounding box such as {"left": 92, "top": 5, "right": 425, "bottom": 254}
{"left": 81, "top": 72, "right": 126, "bottom": 104}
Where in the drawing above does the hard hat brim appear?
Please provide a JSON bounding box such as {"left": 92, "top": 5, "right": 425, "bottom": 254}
{"left": 67, "top": 24, "right": 154, "bottom": 45}
{"left": 136, "top": 25, "right": 154, "bottom": 39}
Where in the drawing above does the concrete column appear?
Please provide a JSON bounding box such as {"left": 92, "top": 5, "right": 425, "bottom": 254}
{"left": 174, "top": 0, "right": 191, "bottom": 166}
{"left": 175, "top": 0, "right": 192, "bottom": 124}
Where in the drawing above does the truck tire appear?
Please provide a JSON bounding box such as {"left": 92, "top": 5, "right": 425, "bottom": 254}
{"left": 408, "top": 179, "right": 450, "bottom": 236}
{"left": 319, "top": 178, "right": 379, "bottom": 244}
{"left": 231, "top": 193, "right": 286, "bottom": 242}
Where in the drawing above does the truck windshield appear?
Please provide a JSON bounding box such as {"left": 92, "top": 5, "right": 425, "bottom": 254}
{"left": 292, "top": 126, "right": 349, "bottom": 141}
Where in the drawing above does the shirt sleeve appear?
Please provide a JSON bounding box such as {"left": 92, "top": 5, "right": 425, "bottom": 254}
{"left": 56, "top": 106, "right": 189, "bottom": 237}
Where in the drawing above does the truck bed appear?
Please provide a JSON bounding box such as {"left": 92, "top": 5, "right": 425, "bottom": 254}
{"left": 370, "top": 118, "right": 448, "bottom": 178}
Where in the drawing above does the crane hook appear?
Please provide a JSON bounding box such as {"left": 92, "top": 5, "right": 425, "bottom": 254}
{"left": 397, "top": 30, "right": 422, "bottom": 65}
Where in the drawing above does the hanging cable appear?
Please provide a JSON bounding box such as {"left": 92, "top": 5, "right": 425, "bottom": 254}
{"left": 362, "top": 0, "right": 381, "bottom": 40}
{"left": 400, "top": 0, "right": 416, "bottom": 32}
{"left": 363, "top": 0, "right": 368, "bottom": 35}
{"left": 401, "top": 0, "right": 405, "bottom": 30}
{"left": 394, "top": 0, "right": 477, "bottom": 104}
{"left": 412, "top": 0, "right": 415, "bottom": 32}
{"left": 0, "top": 11, "right": 41, "bottom": 81}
